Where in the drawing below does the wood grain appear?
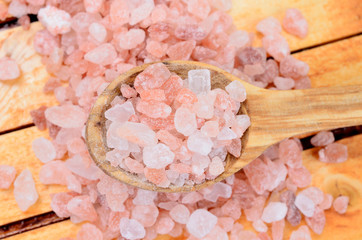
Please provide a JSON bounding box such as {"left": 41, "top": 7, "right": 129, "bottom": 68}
{"left": 6, "top": 134, "right": 362, "bottom": 240}
{"left": 0, "top": 22, "right": 57, "bottom": 133}
{"left": 230, "top": 0, "right": 362, "bottom": 51}
{"left": 0, "top": 127, "right": 67, "bottom": 226}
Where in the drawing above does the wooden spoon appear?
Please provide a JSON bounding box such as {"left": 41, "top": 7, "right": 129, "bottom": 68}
{"left": 86, "top": 60, "right": 362, "bottom": 192}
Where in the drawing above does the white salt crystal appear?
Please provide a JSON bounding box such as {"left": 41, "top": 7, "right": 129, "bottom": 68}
{"left": 261, "top": 202, "right": 288, "bottom": 223}
{"left": 186, "top": 209, "right": 218, "bottom": 238}
{"left": 188, "top": 69, "right": 211, "bottom": 94}
{"left": 174, "top": 107, "right": 197, "bottom": 136}
{"left": 119, "top": 218, "right": 146, "bottom": 239}
{"left": 118, "top": 122, "right": 157, "bottom": 147}
{"left": 187, "top": 131, "right": 213, "bottom": 156}
{"left": 38, "top": 6, "right": 71, "bottom": 35}
{"left": 143, "top": 143, "right": 175, "bottom": 169}
{"left": 225, "top": 80, "right": 247, "bottom": 102}
{"left": 295, "top": 193, "right": 315, "bottom": 217}
{"left": 14, "top": 169, "right": 39, "bottom": 211}
{"left": 84, "top": 43, "right": 117, "bottom": 66}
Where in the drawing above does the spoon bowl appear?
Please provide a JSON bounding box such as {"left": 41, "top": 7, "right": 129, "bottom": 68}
{"left": 86, "top": 60, "right": 362, "bottom": 192}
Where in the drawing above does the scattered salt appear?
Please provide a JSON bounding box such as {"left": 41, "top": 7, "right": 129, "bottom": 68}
{"left": 14, "top": 169, "right": 38, "bottom": 211}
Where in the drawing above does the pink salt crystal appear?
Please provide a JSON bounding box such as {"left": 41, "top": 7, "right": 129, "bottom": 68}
{"left": 318, "top": 143, "right": 348, "bottom": 163}
{"left": 193, "top": 93, "right": 215, "bottom": 119}
{"left": 174, "top": 107, "right": 197, "bottom": 136}
{"left": 262, "top": 34, "right": 290, "bottom": 62}
{"left": 77, "top": 223, "right": 103, "bottom": 240}
{"left": 187, "top": 0, "right": 210, "bottom": 19}
{"left": 225, "top": 80, "right": 247, "bottom": 102}
{"left": 131, "top": 205, "right": 159, "bottom": 227}
{"left": 156, "top": 216, "right": 175, "bottom": 234}
{"left": 89, "top": 22, "right": 107, "bottom": 42}
{"left": 182, "top": 192, "right": 203, "bottom": 204}
{"left": 228, "top": 30, "right": 250, "bottom": 49}
{"left": 84, "top": 0, "right": 103, "bottom": 13}
{"left": 288, "top": 166, "right": 311, "bottom": 188}
{"left": 280, "top": 55, "right": 309, "bottom": 79}
{"left": 274, "top": 76, "right": 295, "bottom": 90}
{"left": 187, "top": 131, "right": 213, "bottom": 156}
{"left": 243, "top": 63, "right": 266, "bottom": 76}
{"left": 39, "top": 160, "right": 72, "bottom": 185}
{"left": 261, "top": 202, "right": 287, "bottom": 223}
{"left": 118, "top": 29, "right": 146, "bottom": 50}
{"left": 105, "top": 101, "right": 135, "bottom": 122}
{"left": 8, "top": 0, "right": 27, "bottom": 18}
{"left": 203, "top": 226, "right": 228, "bottom": 240}
{"left": 140, "top": 89, "right": 166, "bottom": 102}
{"left": 175, "top": 24, "right": 206, "bottom": 41}
{"left": 319, "top": 193, "right": 333, "bottom": 210}
{"left": 119, "top": 218, "right": 146, "bottom": 239}
{"left": 305, "top": 207, "right": 326, "bottom": 235}
{"left": 118, "top": 122, "right": 157, "bottom": 147}
{"left": 280, "top": 190, "right": 301, "bottom": 226}
{"left": 208, "top": 157, "right": 224, "bottom": 176}
{"left": 38, "top": 6, "right": 71, "bottom": 35}
{"left": 192, "top": 46, "right": 218, "bottom": 61}
{"left": 18, "top": 15, "right": 30, "bottom": 30}
{"left": 14, "top": 169, "right": 38, "bottom": 211}
{"left": 84, "top": 43, "right": 117, "bottom": 66}
{"left": 109, "top": 0, "right": 129, "bottom": 26}
{"left": 300, "top": 187, "right": 324, "bottom": 205}
{"left": 161, "top": 75, "right": 183, "bottom": 104}
{"left": 295, "top": 76, "right": 312, "bottom": 89}
{"left": 232, "top": 115, "right": 250, "bottom": 138}
{"left": 295, "top": 193, "right": 315, "bottom": 217}
{"left": 333, "top": 196, "right": 349, "bottom": 214}
{"left": 201, "top": 121, "right": 219, "bottom": 138}
{"left": 65, "top": 155, "right": 100, "bottom": 180}
{"left": 217, "top": 127, "right": 237, "bottom": 140}
{"left": 256, "top": 59, "right": 279, "bottom": 84}
{"left": 45, "top": 105, "right": 87, "bottom": 129}
{"left": 67, "top": 195, "right": 98, "bottom": 222}
{"left": 282, "top": 8, "right": 308, "bottom": 38}
{"left": 146, "top": 40, "right": 167, "bottom": 58}
{"left": 0, "top": 165, "right": 16, "bottom": 189}
{"left": 244, "top": 158, "right": 271, "bottom": 194}
{"left": 120, "top": 84, "right": 137, "bottom": 98}
{"left": 147, "top": 22, "right": 170, "bottom": 42}
{"left": 290, "top": 225, "right": 312, "bottom": 240}
{"left": 143, "top": 143, "right": 174, "bottom": 169}
{"left": 217, "top": 217, "right": 234, "bottom": 232}
{"left": 186, "top": 209, "right": 217, "bottom": 238}
{"left": 204, "top": 182, "right": 232, "bottom": 202}
{"left": 0, "top": 57, "right": 20, "bottom": 81}
{"left": 137, "top": 100, "right": 171, "bottom": 118}
{"left": 30, "top": 106, "right": 47, "bottom": 131}
{"left": 133, "top": 189, "right": 157, "bottom": 205}
{"left": 144, "top": 168, "right": 168, "bottom": 186}
{"left": 279, "top": 139, "right": 302, "bottom": 168}
{"left": 256, "top": 17, "right": 282, "bottom": 35}
{"left": 32, "top": 137, "right": 56, "bottom": 163}
{"left": 166, "top": 40, "right": 196, "bottom": 60}
{"left": 129, "top": 0, "right": 154, "bottom": 26}
{"left": 226, "top": 138, "right": 242, "bottom": 158}
{"left": 272, "top": 219, "right": 285, "bottom": 240}
{"left": 175, "top": 88, "right": 198, "bottom": 105}
{"left": 51, "top": 192, "right": 77, "bottom": 218}
{"left": 252, "top": 219, "right": 268, "bottom": 233}
{"left": 156, "top": 130, "right": 181, "bottom": 151}
{"left": 134, "top": 63, "right": 171, "bottom": 92}
{"left": 311, "top": 131, "right": 335, "bottom": 147}
{"left": 244, "top": 196, "right": 266, "bottom": 221}
{"left": 169, "top": 204, "right": 190, "bottom": 224}
{"left": 124, "top": 157, "right": 144, "bottom": 174}
{"left": 221, "top": 199, "right": 242, "bottom": 220}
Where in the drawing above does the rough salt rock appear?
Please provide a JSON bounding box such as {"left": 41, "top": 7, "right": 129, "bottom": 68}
{"left": 0, "top": 165, "right": 16, "bottom": 189}
{"left": 333, "top": 196, "right": 349, "bottom": 214}
{"left": 217, "top": 127, "right": 237, "bottom": 140}
{"left": 121, "top": 84, "right": 137, "bottom": 98}
{"left": 156, "top": 216, "right": 175, "bottom": 234}
{"left": 170, "top": 204, "right": 190, "bottom": 224}
{"left": 300, "top": 187, "right": 324, "bottom": 205}
{"left": 282, "top": 8, "right": 308, "bottom": 38}
{"left": 252, "top": 219, "right": 268, "bottom": 233}
{"left": 89, "top": 22, "right": 107, "bottom": 42}
{"left": 295, "top": 193, "right": 315, "bottom": 217}
{"left": 137, "top": 100, "right": 172, "bottom": 119}
{"left": 188, "top": 69, "right": 211, "bottom": 94}
{"left": 167, "top": 40, "right": 196, "bottom": 60}
{"left": 45, "top": 105, "right": 87, "bottom": 129}
{"left": 274, "top": 76, "right": 295, "bottom": 90}
{"left": 204, "top": 182, "right": 232, "bottom": 202}
{"left": 118, "top": 29, "right": 146, "bottom": 50}
{"left": 129, "top": 0, "right": 154, "bottom": 25}
{"left": 67, "top": 195, "right": 98, "bottom": 222}
{"left": 228, "top": 30, "right": 250, "bottom": 49}
{"left": 14, "top": 169, "right": 39, "bottom": 211}
{"left": 319, "top": 193, "right": 333, "bottom": 210}
{"left": 105, "top": 101, "right": 135, "bottom": 123}
{"left": 174, "top": 107, "right": 197, "bottom": 136}
{"left": 256, "top": 17, "right": 282, "bottom": 35}
{"left": 38, "top": 6, "right": 71, "bottom": 35}
{"left": 119, "top": 218, "right": 146, "bottom": 239}
{"left": 318, "top": 143, "right": 348, "bottom": 163}
{"left": 288, "top": 166, "right": 312, "bottom": 188}
{"left": 279, "top": 139, "right": 302, "bottom": 169}
{"left": 262, "top": 34, "right": 290, "bottom": 62}
{"left": 187, "top": 0, "right": 210, "bottom": 19}
{"left": 311, "top": 131, "right": 335, "bottom": 147}
{"left": 32, "top": 137, "right": 56, "bottom": 163}
{"left": 84, "top": 0, "right": 103, "bottom": 14}
{"left": 261, "top": 202, "right": 288, "bottom": 223}
{"left": 51, "top": 192, "right": 77, "bottom": 218}
{"left": 131, "top": 205, "right": 159, "bottom": 227}
{"left": 8, "top": 0, "right": 27, "bottom": 18}
{"left": 0, "top": 57, "right": 20, "bottom": 81}
{"left": 84, "top": 43, "right": 117, "bottom": 66}
{"left": 134, "top": 63, "right": 171, "bottom": 92}
{"left": 77, "top": 223, "right": 103, "bottom": 240}
{"left": 280, "top": 55, "right": 309, "bottom": 79}
{"left": 225, "top": 80, "right": 247, "bottom": 102}
{"left": 143, "top": 143, "right": 174, "bottom": 169}
{"left": 187, "top": 131, "right": 213, "bottom": 156}
{"left": 280, "top": 190, "right": 301, "bottom": 226}
{"left": 208, "top": 157, "right": 225, "bottom": 176}
{"left": 290, "top": 225, "right": 312, "bottom": 240}
{"left": 201, "top": 120, "right": 219, "bottom": 137}
{"left": 186, "top": 209, "right": 217, "bottom": 238}
{"left": 117, "top": 122, "right": 157, "bottom": 147}
{"left": 305, "top": 207, "right": 326, "bottom": 235}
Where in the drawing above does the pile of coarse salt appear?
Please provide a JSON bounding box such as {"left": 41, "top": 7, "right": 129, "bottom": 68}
{"left": 105, "top": 63, "right": 249, "bottom": 187}
{"left": 0, "top": 1, "right": 351, "bottom": 239}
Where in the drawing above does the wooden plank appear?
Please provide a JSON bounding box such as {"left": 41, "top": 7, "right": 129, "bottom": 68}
{"left": 0, "top": 127, "right": 67, "bottom": 226}
{"left": 6, "top": 134, "right": 362, "bottom": 240}
{"left": 230, "top": 0, "right": 362, "bottom": 51}
{"left": 0, "top": 22, "right": 57, "bottom": 133}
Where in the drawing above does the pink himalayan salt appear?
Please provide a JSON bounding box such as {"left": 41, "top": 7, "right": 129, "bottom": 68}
{"left": 187, "top": 131, "right": 213, "bottom": 156}
{"left": 228, "top": 30, "right": 250, "bottom": 49}
{"left": 117, "top": 122, "right": 157, "bottom": 147}
{"left": 193, "top": 93, "right": 215, "bottom": 119}
{"left": 84, "top": 0, "right": 103, "bottom": 14}
{"left": 134, "top": 62, "right": 171, "bottom": 92}
{"left": 8, "top": 0, "right": 27, "bottom": 18}
{"left": 288, "top": 166, "right": 312, "bottom": 188}
{"left": 34, "top": 30, "right": 59, "bottom": 56}
{"left": 188, "top": 69, "right": 211, "bottom": 95}
{"left": 318, "top": 143, "right": 348, "bottom": 163}
{"left": 89, "top": 23, "right": 107, "bottom": 43}
{"left": 176, "top": 88, "right": 198, "bottom": 104}
{"left": 280, "top": 55, "right": 309, "bottom": 79}
{"left": 0, "top": 165, "right": 16, "bottom": 189}
{"left": 121, "top": 84, "right": 137, "bottom": 98}
{"left": 45, "top": 105, "right": 87, "bottom": 129}
{"left": 209, "top": 157, "right": 225, "bottom": 176}
{"left": 300, "top": 187, "right": 324, "bottom": 205}
{"left": 319, "top": 193, "right": 333, "bottom": 210}
{"left": 203, "top": 225, "right": 228, "bottom": 240}
{"left": 252, "top": 219, "right": 268, "bottom": 232}
{"left": 143, "top": 143, "right": 174, "bottom": 169}
{"left": 38, "top": 6, "right": 71, "bottom": 35}
{"left": 290, "top": 225, "right": 312, "bottom": 240}
{"left": 227, "top": 138, "right": 242, "bottom": 158}
{"left": 186, "top": 209, "right": 217, "bottom": 238}
{"left": 14, "top": 169, "right": 39, "bottom": 211}
{"left": 280, "top": 190, "right": 301, "bottom": 226}
{"left": 218, "top": 217, "right": 234, "bottom": 232}
{"left": 187, "top": 0, "right": 210, "bottom": 19}
{"left": 256, "top": 17, "right": 282, "bottom": 35}
{"left": 279, "top": 139, "right": 302, "bottom": 168}
{"left": 51, "top": 192, "right": 77, "bottom": 218}
{"left": 333, "top": 196, "right": 349, "bottom": 214}
{"left": 119, "top": 218, "right": 146, "bottom": 239}
{"left": 129, "top": 0, "right": 154, "bottom": 26}
{"left": 161, "top": 75, "right": 183, "bottom": 105}
{"left": 295, "top": 76, "right": 312, "bottom": 89}
{"left": 295, "top": 193, "right": 315, "bottom": 217}
{"left": 237, "top": 47, "right": 266, "bottom": 66}
{"left": 166, "top": 40, "right": 196, "bottom": 60}
{"left": 204, "top": 182, "right": 232, "bottom": 202}
{"left": 256, "top": 59, "right": 279, "bottom": 84}
{"left": 156, "top": 130, "right": 181, "bottom": 151}
{"left": 170, "top": 204, "right": 190, "bottom": 224}
{"left": 174, "top": 24, "right": 207, "bottom": 41}
{"left": 105, "top": 101, "right": 135, "bottom": 122}
{"left": 274, "top": 76, "right": 295, "bottom": 90}
{"left": 118, "top": 29, "right": 146, "bottom": 50}
{"left": 137, "top": 100, "right": 171, "bottom": 118}
{"left": 201, "top": 120, "right": 219, "bottom": 137}
{"left": 17, "top": 15, "right": 29, "bottom": 30}
{"left": 156, "top": 216, "right": 175, "bottom": 234}
{"left": 32, "top": 137, "right": 56, "bottom": 163}
{"left": 77, "top": 223, "right": 103, "bottom": 240}
{"left": 146, "top": 40, "right": 168, "bottom": 58}
{"left": 109, "top": 0, "right": 129, "bottom": 26}
{"left": 311, "top": 131, "right": 335, "bottom": 147}
{"left": 30, "top": 106, "right": 47, "bottom": 130}
{"left": 131, "top": 204, "right": 159, "bottom": 227}
{"left": 244, "top": 196, "right": 266, "bottom": 221}
{"left": 84, "top": 43, "right": 117, "bottom": 66}
{"left": 282, "top": 8, "right": 308, "bottom": 38}
{"left": 125, "top": 157, "right": 144, "bottom": 174}
{"left": 225, "top": 80, "right": 247, "bottom": 102}
{"left": 144, "top": 168, "right": 168, "bottom": 186}
{"left": 67, "top": 195, "right": 98, "bottom": 222}
{"left": 140, "top": 89, "right": 166, "bottom": 102}
{"left": 261, "top": 202, "right": 287, "bottom": 223}
{"left": 262, "top": 34, "right": 290, "bottom": 62}
{"left": 0, "top": 57, "right": 20, "bottom": 81}
{"left": 305, "top": 207, "right": 326, "bottom": 235}
{"left": 174, "top": 107, "right": 197, "bottom": 136}
{"left": 272, "top": 219, "right": 285, "bottom": 240}
{"left": 192, "top": 46, "right": 218, "bottom": 61}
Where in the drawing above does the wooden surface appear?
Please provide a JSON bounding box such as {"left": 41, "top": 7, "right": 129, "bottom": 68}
{"left": 0, "top": 0, "right": 361, "bottom": 239}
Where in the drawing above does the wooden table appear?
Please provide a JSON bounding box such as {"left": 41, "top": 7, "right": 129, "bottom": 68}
{"left": 0, "top": 0, "right": 361, "bottom": 239}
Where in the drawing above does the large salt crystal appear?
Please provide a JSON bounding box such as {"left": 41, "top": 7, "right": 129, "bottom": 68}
{"left": 244, "top": 158, "right": 271, "bottom": 194}
{"left": 133, "top": 189, "right": 157, "bottom": 205}
{"left": 333, "top": 196, "right": 349, "bottom": 214}
{"left": 187, "top": 131, "right": 213, "bottom": 156}
{"left": 187, "top": 0, "right": 210, "bottom": 19}
{"left": 204, "top": 182, "right": 232, "bottom": 202}
{"left": 225, "top": 80, "right": 247, "bottom": 102}
{"left": 169, "top": 204, "right": 190, "bottom": 224}
{"left": 232, "top": 114, "right": 250, "bottom": 138}
{"left": 156, "top": 216, "right": 175, "bottom": 234}
{"left": 67, "top": 195, "right": 98, "bottom": 222}
{"left": 117, "top": 122, "right": 157, "bottom": 147}
{"left": 256, "top": 17, "right": 282, "bottom": 35}
{"left": 282, "top": 8, "right": 308, "bottom": 38}
{"left": 295, "top": 193, "right": 315, "bottom": 217}
{"left": 217, "top": 127, "right": 237, "bottom": 140}
{"left": 279, "top": 139, "right": 302, "bottom": 168}
{"left": 118, "top": 29, "right": 146, "bottom": 49}
{"left": 319, "top": 193, "right": 333, "bottom": 210}
{"left": 32, "top": 137, "right": 56, "bottom": 163}
{"left": 38, "top": 6, "right": 71, "bottom": 35}
{"left": 14, "top": 169, "right": 39, "bottom": 211}
{"left": 252, "top": 219, "right": 268, "bottom": 233}
{"left": 89, "top": 22, "right": 107, "bottom": 42}
{"left": 8, "top": 0, "right": 27, "bottom": 18}
{"left": 262, "top": 34, "right": 290, "bottom": 62}
{"left": 167, "top": 40, "right": 196, "bottom": 60}
{"left": 261, "top": 202, "right": 288, "bottom": 223}
{"left": 193, "top": 93, "right": 215, "bottom": 119}
{"left": 51, "top": 192, "right": 77, "bottom": 218}
{"left": 143, "top": 143, "right": 174, "bottom": 169}
{"left": 84, "top": 0, "right": 103, "bottom": 14}
{"left": 105, "top": 101, "right": 135, "bottom": 123}
{"left": 318, "top": 143, "right": 348, "bottom": 163}
{"left": 84, "top": 43, "right": 117, "bottom": 66}
{"left": 77, "top": 223, "right": 103, "bottom": 240}
{"left": 274, "top": 76, "right": 295, "bottom": 90}
{"left": 280, "top": 55, "right": 309, "bottom": 79}
{"left": 186, "top": 209, "right": 217, "bottom": 238}
{"left": 272, "top": 219, "right": 285, "bottom": 240}
{"left": 131, "top": 205, "right": 159, "bottom": 227}
{"left": 290, "top": 225, "right": 312, "bottom": 240}
{"left": 65, "top": 154, "right": 101, "bottom": 180}
{"left": 0, "top": 57, "right": 20, "bottom": 81}
{"left": 45, "top": 105, "right": 87, "bottom": 129}
{"left": 288, "top": 166, "right": 312, "bottom": 188}
{"left": 300, "top": 187, "right": 324, "bottom": 205}
{"left": 0, "top": 165, "right": 16, "bottom": 189}
{"left": 137, "top": 100, "right": 172, "bottom": 119}
{"left": 201, "top": 120, "right": 219, "bottom": 137}
{"left": 110, "top": 0, "right": 129, "bottom": 26}
{"left": 134, "top": 63, "right": 171, "bottom": 92}
{"left": 311, "top": 131, "right": 334, "bottom": 147}
{"left": 129, "top": 0, "right": 154, "bottom": 25}
{"left": 280, "top": 190, "right": 301, "bottom": 226}
{"left": 188, "top": 69, "right": 211, "bottom": 94}
{"left": 107, "top": 122, "right": 129, "bottom": 151}
{"left": 305, "top": 207, "right": 326, "bottom": 235}
{"left": 228, "top": 30, "right": 250, "bottom": 49}
{"left": 174, "top": 107, "right": 197, "bottom": 136}
{"left": 208, "top": 157, "right": 224, "bottom": 176}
